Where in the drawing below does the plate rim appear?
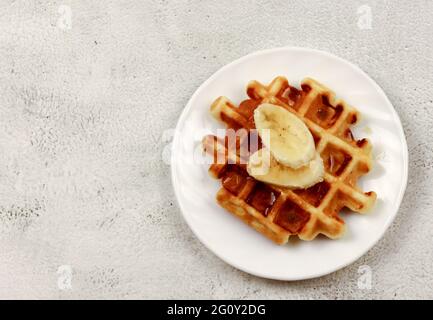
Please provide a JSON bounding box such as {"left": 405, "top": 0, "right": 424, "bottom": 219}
{"left": 171, "top": 46, "right": 409, "bottom": 281}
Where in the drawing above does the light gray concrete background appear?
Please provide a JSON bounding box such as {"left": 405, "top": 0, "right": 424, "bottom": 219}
{"left": 0, "top": 0, "right": 431, "bottom": 299}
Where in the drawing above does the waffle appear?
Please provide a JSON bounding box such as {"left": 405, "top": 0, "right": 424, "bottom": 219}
{"left": 202, "top": 76, "right": 377, "bottom": 244}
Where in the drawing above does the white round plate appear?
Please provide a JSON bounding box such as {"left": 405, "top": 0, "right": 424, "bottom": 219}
{"left": 171, "top": 47, "right": 408, "bottom": 280}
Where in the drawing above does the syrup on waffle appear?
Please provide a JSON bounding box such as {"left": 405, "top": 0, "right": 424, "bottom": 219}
{"left": 203, "top": 76, "right": 376, "bottom": 244}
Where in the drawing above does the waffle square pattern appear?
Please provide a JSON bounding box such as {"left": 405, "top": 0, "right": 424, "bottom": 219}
{"left": 203, "top": 76, "right": 377, "bottom": 244}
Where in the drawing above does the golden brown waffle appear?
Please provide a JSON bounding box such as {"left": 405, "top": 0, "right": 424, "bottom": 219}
{"left": 203, "top": 76, "right": 377, "bottom": 244}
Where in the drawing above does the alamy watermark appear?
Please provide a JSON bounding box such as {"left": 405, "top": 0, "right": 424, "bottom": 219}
{"left": 357, "top": 4, "right": 372, "bottom": 30}
{"left": 357, "top": 265, "right": 372, "bottom": 290}
{"left": 57, "top": 265, "right": 73, "bottom": 291}
{"left": 162, "top": 127, "right": 271, "bottom": 171}
{"left": 57, "top": 5, "right": 72, "bottom": 30}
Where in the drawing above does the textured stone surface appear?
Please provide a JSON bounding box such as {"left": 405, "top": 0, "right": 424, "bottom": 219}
{"left": 0, "top": 0, "right": 432, "bottom": 299}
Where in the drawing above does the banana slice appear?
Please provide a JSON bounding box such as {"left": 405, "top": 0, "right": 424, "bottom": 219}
{"left": 254, "top": 103, "right": 315, "bottom": 169}
{"left": 247, "top": 148, "right": 324, "bottom": 189}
